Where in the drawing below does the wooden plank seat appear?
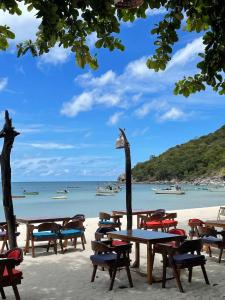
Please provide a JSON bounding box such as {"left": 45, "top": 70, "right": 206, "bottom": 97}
{"left": 90, "top": 240, "right": 133, "bottom": 290}
{"left": 63, "top": 214, "right": 86, "bottom": 244}
{"left": 154, "top": 228, "right": 186, "bottom": 251}
{"left": 0, "top": 224, "right": 20, "bottom": 254}
{"left": 95, "top": 227, "right": 128, "bottom": 247}
{"left": 0, "top": 248, "right": 23, "bottom": 300}
{"left": 188, "top": 218, "right": 205, "bottom": 239}
{"left": 98, "top": 212, "right": 122, "bottom": 231}
{"left": 153, "top": 228, "right": 186, "bottom": 272}
{"left": 139, "top": 211, "right": 178, "bottom": 232}
{"left": 157, "top": 239, "right": 209, "bottom": 293}
{"left": 198, "top": 226, "right": 225, "bottom": 263}
{"left": 59, "top": 220, "right": 85, "bottom": 253}
{"left": 29, "top": 222, "right": 60, "bottom": 258}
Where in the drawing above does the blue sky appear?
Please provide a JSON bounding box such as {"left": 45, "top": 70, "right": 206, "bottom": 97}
{"left": 0, "top": 4, "right": 225, "bottom": 182}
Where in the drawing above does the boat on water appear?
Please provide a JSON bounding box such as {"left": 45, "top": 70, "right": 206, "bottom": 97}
{"left": 98, "top": 184, "right": 121, "bottom": 193}
{"left": 96, "top": 192, "right": 114, "bottom": 196}
{"left": 208, "top": 188, "right": 225, "bottom": 192}
{"left": 51, "top": 195, "right": 67, "bottom": 199}
{"left": 23, "top": 190, "right": 39, "bottom": 195}
{"left": 195, "top": 187, "right": 209, "bottom": 190}
{"left": 12, "top": 195, "right": 26, "bottom": 199}
{"left": 155, "top": 185, "right": 185, "bottom": 195}
{"left": 96, "top": 184, "right": 121, "bottom": 196}
{"left": 67, "top": 186, "right": 80, "bottom": 189}
{"left": 56, "top": 190, "right": 68, "bottom": 194}
{"left": 96, "top": 187, "right": 115, "bottom": 196}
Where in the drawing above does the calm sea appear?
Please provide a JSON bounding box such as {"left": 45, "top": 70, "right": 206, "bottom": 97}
{"left": 0, "top": 181, "right": 224, "bottom": 220}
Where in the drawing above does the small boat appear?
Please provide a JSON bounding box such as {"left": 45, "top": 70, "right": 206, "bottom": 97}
{"left": 12, "top": 195, "right": 26, "bottom": 199}
{"left": 155, "top": 185, "right": 185, "bottom": 195}
{"left": 96, "top": 184, "right": 121, "bottom": 195}
{"left": 67, "top": 186, "right": 80, "bottom": 189}
{"left": 96, "top": 192, "right": 114, "bottom": 196}
{"left": 51, "top": 195, "right": 67, "bottom": 199}
{"left": 56, "top": 190, "right": 68, "bottom": 194}
{"left": 96, "top": 187, "right": 115, "bottom": 196}
{"left": 208, "top": 188, "right": 225, "bottom": 192}
{"left": 23, "top": 191, "right": 39, "bottom": 195}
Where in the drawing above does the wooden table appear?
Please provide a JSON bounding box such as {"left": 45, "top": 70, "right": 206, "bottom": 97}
{"left": 112, "top": 210, "right": 155, "bottom": 228}
{"left": 205, "top": 220, "right": 225, "bottom": 229}
{"left": 17, "top": 216, "right": 71, "bottom": 254}
{"left": 108, "top": 229, "right": 185, "bottom": 285}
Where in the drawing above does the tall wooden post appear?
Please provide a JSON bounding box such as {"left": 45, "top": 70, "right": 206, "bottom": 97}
{"left": 119, "top": 128, "right": 132, "bottom": 231}
{"left": 0, "top": 111, "right": 19, "bottom": 248}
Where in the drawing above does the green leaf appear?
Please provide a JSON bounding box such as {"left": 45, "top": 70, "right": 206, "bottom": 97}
{"left": 27, "top": 4, "right": 33, "bottom": 12}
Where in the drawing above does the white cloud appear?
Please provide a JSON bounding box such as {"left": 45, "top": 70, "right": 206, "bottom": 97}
{"left": 0, "top": 3, "right": 40, "bottom": 44}
{"left": 61, "top": 90, "right": 122, "bottom": 117}
{"left": 158, "top": 107, "right": 185, "bottom": 122}
{"left": 76, "top": 70, "right": 116, "bottom": 87}
{"left": 135, "top": 103, "right": 152, "bottom": 118}
{"left": 17, "top": 128, "right": 42, "bottom": 134}
{"left": 107, "top": 112, "right": 123, "bottom": 126}
{"left": 38, "top": 45, "right": 71, "bottom": 66}
{"left": 132, "top": 127, "right": 149, "bottom": 137}
{"left": 146, "top": 7, "right": 167, "bottom": 16}
{"left": 0, "top": 78, "right": 8, "bottom": 91}
{"left": 16, "top": 123, "right": 44, "bottom": 134}
{"left": 0, "top": 2, "right": 71, "bottom": 65}
{"left": 98, "top": 94, "right": 121, "bottom": 106}
{"left": 61, "top": 92, "right": 94, "bottom": 117}
{"left": 61, "top": 37, "right": 207, "bottom": 121}
{"left": 125, "top": 56, "right": 152, "bottom": 78}
{"left": 168, "top": 37, "right": 204, "bottom": 69}
{"left": 12, "top": 154, "right": 120, "bottom": 179}
{"left": 122, "top": 7, "right": 166, "bottom": 27}
{"left": 135, "top": 100, "right": 167, "bottom": 118}
{"left": 28, "top": 143, "right": 74, "bottom": 150}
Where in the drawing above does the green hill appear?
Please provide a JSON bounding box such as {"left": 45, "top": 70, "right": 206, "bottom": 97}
{"left": 132, "top": 125, "right": 225, "bottom": 182}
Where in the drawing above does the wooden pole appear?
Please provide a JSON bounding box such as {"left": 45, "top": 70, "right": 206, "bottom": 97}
{"left": 119, "top": 128, "right": 132, "bottom": 231}
{"left": 0, "top": 110, "right": 19, "bottom": 248}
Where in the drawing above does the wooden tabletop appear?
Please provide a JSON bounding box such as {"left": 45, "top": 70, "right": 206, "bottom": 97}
{"left": 108, "top": 229, "right": 184, "bottom": 244}
{"left": 112, "top": 209, "right": 155, "bottom": 216}
{"left": 205, "top": 220, "right": 225, "bottom": 227}
{"left": 16, "top": 216, "right": 71, "bottom": 224}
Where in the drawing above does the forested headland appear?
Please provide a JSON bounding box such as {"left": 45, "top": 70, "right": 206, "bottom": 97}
{"left": 131, "top": 125, "right": 225, "bottom": 183}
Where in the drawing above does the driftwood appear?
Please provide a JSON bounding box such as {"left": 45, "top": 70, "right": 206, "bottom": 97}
{"left": 119, "top": 128, "right": 132, "bottom": 231}
{"left": 0, "top": 111, "right": 19, "bottom": 248}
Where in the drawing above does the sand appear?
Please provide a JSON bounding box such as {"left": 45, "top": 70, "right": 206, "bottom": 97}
{"left": 4, "top": 205, "right": 225, "bottom": 300}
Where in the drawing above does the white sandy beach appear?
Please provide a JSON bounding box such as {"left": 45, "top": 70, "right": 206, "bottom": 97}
{"left": 4, "top": 206, "right": 225, "bottom": 300}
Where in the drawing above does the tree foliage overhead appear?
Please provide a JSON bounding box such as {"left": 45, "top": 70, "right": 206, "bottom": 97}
{"left": 132, "top": 124, "right": 225, "bottom": 182}
{"left": 1, "top": 0, "right": 225, "bottom": 96}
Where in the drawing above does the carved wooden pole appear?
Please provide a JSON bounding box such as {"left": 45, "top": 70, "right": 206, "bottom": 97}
{"left": 119, "top": 128, "right": 132, "bottom": 230}
{"left": 0, "top": 110, "right": 19, "bottom": 248}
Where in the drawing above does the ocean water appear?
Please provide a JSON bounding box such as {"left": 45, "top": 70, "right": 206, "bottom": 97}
{"left": 0, "top": 181, "right": 225, "bottom": 220}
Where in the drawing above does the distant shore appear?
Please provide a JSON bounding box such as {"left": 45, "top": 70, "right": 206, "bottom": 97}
{"left": 119, "top": 175, "right": 225, "bottom": 186}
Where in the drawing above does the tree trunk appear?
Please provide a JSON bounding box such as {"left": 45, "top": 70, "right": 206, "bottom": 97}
{"left": 0, "top": 111, "right": 19, "bottom": 248}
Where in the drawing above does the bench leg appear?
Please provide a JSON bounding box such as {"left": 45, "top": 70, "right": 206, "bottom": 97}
{"left": 109, "top": 267, "right": 117, "bottom": 290}
{"left": 91, "top": 265, "right": 97, "bottom": 282}
{"left": 201, "top": 264, "right": 210, "bottom": 285}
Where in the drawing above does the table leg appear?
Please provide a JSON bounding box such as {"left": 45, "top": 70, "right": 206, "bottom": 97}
{"left": 147, "top": 241, "right": 154, "bottom": 285}
{"left": 24, "top": 224, "right": 30, "bottom": 254}
{"left": 132, "top": 242, "right": 140, "bottom": 268}
{"left": 137, "top": 215, "right": 140, "bottom": 228}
